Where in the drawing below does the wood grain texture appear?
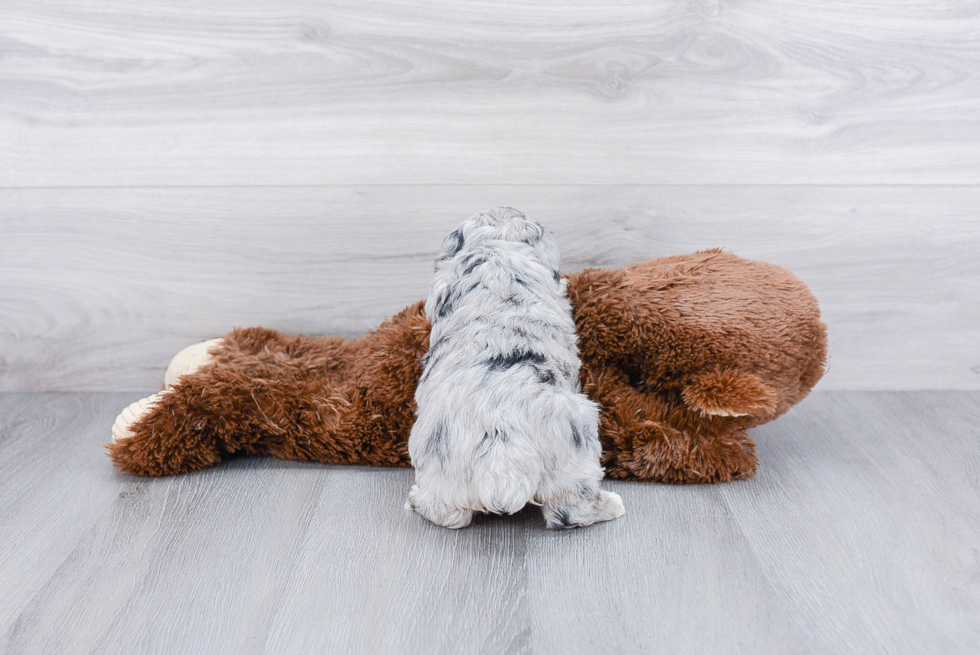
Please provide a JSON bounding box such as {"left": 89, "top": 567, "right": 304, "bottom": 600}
{"left": 526, "top": 390, "right": 980, "bottom": 654}
{"left": 1, "top": 1, "right": 979, "bottom": 186}
{"left": 721, "top": 391, "right": 980, "bottom": 654}
{"left": 0, "top": 393, "right": 130, "bottom": 647}
{"left": 2, "top": 185, "right": 978, "bottom": 391}
{"left": 1, "top": 391, "right": 978, "bottom": 654}
{"left": 527, "top": 484, "right": 814, "bottom": 654}
{"left": 260, "top": 469, "right": 530, "bottom": 655}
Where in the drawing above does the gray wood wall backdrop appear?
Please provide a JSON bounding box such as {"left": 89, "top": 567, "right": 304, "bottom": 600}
{"left": 1, "top": 0, "right": 978, "bottom": 391}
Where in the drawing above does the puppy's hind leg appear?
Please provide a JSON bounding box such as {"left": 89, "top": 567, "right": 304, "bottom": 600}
{"left": 406, "top": 481, "right": 474, "bottom": 530}
{"left": 540, "top": 407, "right": 625, "bottom": 528}
{"left": 540, "top": 473, "right": 625, "bottom": 530}
{"left": 539, "top": 448, "right": 626, "bottom": 529}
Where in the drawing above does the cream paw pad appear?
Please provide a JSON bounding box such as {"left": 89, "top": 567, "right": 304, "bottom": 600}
{"left": 111, "top": 338, "right": 223, "bottom": 444}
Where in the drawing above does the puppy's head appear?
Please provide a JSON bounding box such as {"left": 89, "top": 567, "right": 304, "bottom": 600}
{"left": 435, "top": 207, "right": 561, "bottom": 277}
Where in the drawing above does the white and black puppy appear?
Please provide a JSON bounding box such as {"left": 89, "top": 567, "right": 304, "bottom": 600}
{"left": 406, "top": 207, "right": 625, "bottom": 529}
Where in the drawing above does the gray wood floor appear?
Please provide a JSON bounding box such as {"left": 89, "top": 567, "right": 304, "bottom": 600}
{"left": 1, "top": 391, "right": 977, "bottom": 654}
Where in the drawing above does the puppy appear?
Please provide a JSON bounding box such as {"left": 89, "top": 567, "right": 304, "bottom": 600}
{"left": 406, "top": 207, "right": 625, "bottom": 529}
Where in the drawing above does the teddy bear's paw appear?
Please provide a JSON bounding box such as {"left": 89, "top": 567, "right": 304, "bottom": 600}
{"left": 111, "top": 391, "right": 168, "bottom": 444}
{"left": 163, "top": 338, "right": 223, "bottom": 388}
{"left": 681, "top": 368, "right": 780, "bottom": 418}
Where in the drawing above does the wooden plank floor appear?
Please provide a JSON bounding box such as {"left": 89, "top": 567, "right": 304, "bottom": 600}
{"left": 1, "top": 391, "right": 977, "bottom": 654}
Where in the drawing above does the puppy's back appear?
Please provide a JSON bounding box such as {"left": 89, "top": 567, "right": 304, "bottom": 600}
{"left": 409, "top": 208, "right": 622, "bottom": 529}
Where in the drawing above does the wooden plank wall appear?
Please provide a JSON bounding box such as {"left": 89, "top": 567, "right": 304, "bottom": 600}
{"left": 1, "top": 1, "right": 978, "bottom": 391}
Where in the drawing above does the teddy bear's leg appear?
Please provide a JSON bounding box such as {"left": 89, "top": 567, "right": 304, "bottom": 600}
{"left": 620, "top": 420, "right": 759, "bottom": 484}
{"left": 107, "top": 382, "right": 228, "bottom": 476}
{"left": 110, "top": 338, "right": 224, "bottom": 445}
{"left": 107, "top": 323, "right": 422, "bottom": 476}
{"left": 107, "top": 367, "right": 337, "bottom": 477}
{"left": 107, "top": 331, "right": 272, "bottom": 475}
{"left": 588, "top": 374, "right": 760, "bottom": 484}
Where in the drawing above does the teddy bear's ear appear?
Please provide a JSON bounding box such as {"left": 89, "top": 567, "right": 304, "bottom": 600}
{"left": 681, "top": 368, "right": 780, "bottom": 418}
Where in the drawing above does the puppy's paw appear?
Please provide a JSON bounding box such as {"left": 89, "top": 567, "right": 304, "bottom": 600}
{"left": 592, "top": 490, "right": 626, "bottom": 523}
{"left": 407, "top": 486, "right": 474, "bottom": 529}
{"left": 543, "top": 488, "right": 625, "bottom": 529}
{"left": 405, "top": 484, "right": 419, "bottom": 511}
{"left": 426, "top": 507, "right": 474, "bottom": 530}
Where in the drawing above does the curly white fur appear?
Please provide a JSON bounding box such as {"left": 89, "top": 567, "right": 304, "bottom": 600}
{"left": 406, "top": 207, "right": 625, "bottom": 529}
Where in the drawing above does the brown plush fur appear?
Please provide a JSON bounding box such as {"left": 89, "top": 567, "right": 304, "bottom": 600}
{"left": 107, "top": 250, "right": 826, "bottom": 483}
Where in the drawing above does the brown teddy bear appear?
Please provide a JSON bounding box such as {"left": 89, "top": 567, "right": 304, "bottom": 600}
{"left": 107, "top": 248, "right": 826, "bottom": 484}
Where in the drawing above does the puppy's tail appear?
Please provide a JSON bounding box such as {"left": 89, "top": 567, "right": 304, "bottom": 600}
{"left": 471, "top": 440, "right": 540, "bottom": 515}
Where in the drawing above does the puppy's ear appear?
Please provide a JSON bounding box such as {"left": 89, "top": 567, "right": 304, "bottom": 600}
{"left": 428, "top": 277, "right": 460, "bottom": 320}
{"left": 521, "top": 219, "right": 545, "bottom": 245}
{"left": 435, "top": 229, "right": 465, "bottom": 267}
{"left": 533, "top": 224, "right": 562, "bottom": 285}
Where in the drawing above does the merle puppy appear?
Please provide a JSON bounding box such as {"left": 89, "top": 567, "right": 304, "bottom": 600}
{"left": 406, "top": 207, "right": 625, "bottom": 529}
